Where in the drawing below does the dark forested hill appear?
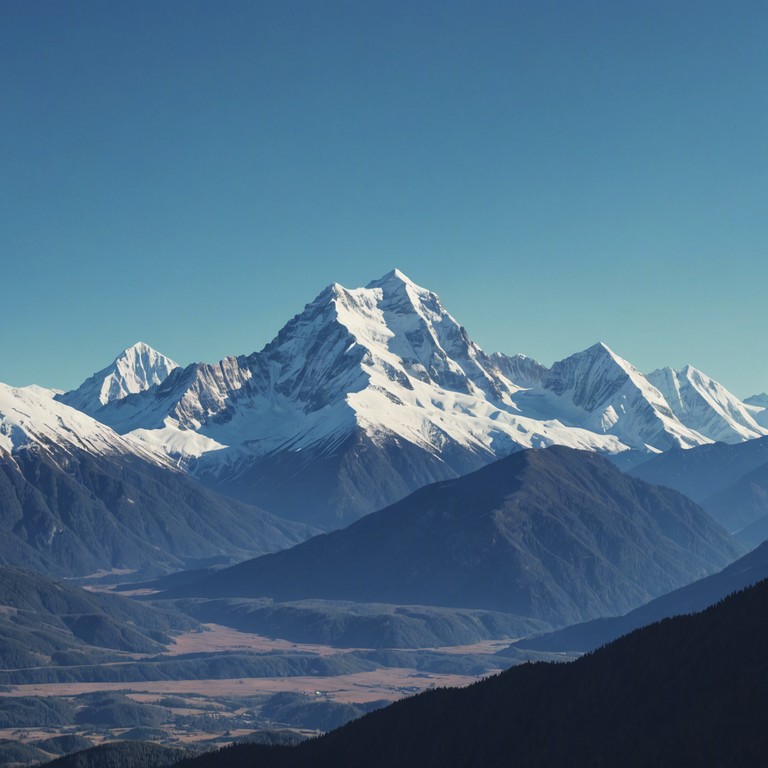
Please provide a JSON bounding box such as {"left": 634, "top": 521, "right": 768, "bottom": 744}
{"left": 0, "top": 566, "right": 194, "bottom": 668}
{"left": 40, "top": 741, "right": 187, "bottom": 768}
{"left": 173, "top": 577, "right": 768, "bottom": 768}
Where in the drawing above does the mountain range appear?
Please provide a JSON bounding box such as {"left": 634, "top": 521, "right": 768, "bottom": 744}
{"left": 1, "top": 268, "right": 767, "bottom": 764}
{"left": 2, "top": 268, "right": 766, "bottom": 578}
{"left": 37, "top": 269, "right": 767, "bottom": 529}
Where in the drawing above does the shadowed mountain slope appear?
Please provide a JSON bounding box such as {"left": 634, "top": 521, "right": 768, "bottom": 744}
{"left": 166, "top": 446, "right": 739, "bottom": 627}
{"left": 515, "top": 535, "right": 768, "bottom": 653}
{"left": 0, "top": 383, "right": 314, "bottom": 578}
{"left": 702, "top": 461, "right": 768, "bottom": 546}
{"left": 0, "top": 446, "right": 314, "bottom": 578}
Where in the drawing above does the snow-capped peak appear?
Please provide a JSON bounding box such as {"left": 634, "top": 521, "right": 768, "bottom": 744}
{"left": 56, "top": 342, "right": 178, "bottom": 416}
{"left": 84, "top": 272, "right": 631, "bottom": 468}
{"left": 253, "top": 269, "right": 508, "bottom": 409}
{"left": 648, "top": 365, "right": 768, "bottom": 442}
{"left": 542, "top": 342, "right": 652, "bottom": 411}
{"left": 365, "top": 267, "right": 420, "bottom": 290}
{"left": 517, "top": 342, "right": 708, "bottom": 451}
{"left": 53, "top": 272, "right": 763, "bottom": 507}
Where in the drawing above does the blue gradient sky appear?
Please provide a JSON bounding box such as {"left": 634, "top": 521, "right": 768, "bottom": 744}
{"left": 2, "top": 1, "right": 766, "bottom": 396}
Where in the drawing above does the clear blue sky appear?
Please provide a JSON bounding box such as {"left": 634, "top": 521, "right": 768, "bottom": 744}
{"left": 2, "top": 1, "right": 766, "bottom": 397}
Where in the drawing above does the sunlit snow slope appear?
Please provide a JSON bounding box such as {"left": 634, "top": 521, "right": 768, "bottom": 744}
{"left": 0, "top": 382, "right": 166, "bottom": 465}
{"left": 57, "top": 341, "right": 178, "bottom": 417}
{"left": 648, "top": 365, "right": 766, "bottom": 443}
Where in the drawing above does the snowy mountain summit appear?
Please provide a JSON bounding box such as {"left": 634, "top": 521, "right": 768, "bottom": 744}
{"left": 56, "top": 270, "right": 766, "bottom": 528}
{"left": 57, "top": 341, "right": 178, "bottom": 416}
{"left": 647, "top": 365, "right": 766, "bottom": 443}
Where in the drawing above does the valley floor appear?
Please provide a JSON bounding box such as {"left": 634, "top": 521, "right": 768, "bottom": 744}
{"left": 0, "top": 624, "right": 516, "bottom": 761}
{"left": 1, "top": 666, "right": 482, "bottom": 705}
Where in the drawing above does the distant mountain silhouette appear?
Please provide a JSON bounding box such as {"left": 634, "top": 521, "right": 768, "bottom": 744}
{"left": 702, "top": 461, "right": 768, "bottom": 547}
{"left": 630, "top": 435, "right": 768, "bottom": 500}
{"left": 630, "top": 437, "right": 768, "bottom": 544}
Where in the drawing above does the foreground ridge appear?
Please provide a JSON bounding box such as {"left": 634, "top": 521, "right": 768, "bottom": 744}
{"left": 172, "top": 577, "right": 768, "bottom": 768}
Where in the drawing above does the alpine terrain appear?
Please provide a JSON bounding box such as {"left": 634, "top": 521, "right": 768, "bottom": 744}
{"left": 56, "top": 270, "right": 767, "bottom": 529}
{"left": 630, "top": 436, "right": 768, "bottom": 546}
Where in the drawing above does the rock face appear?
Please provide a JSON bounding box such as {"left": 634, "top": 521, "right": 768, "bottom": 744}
{"left": 168, "top": 446, "right": 740, "bottom": 627}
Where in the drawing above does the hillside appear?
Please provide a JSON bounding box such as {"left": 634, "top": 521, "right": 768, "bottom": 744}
{"left": 166, "top": 446, "right": 740, "bottom": 626}
{"left": 0, "top": 566, "right": 194, "bottom": 669}
{"left": 0, "top": 383, "right": 313, "bottom": 577}
{"left": 516, "top": 536, "right": 768, "bottom": 653}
